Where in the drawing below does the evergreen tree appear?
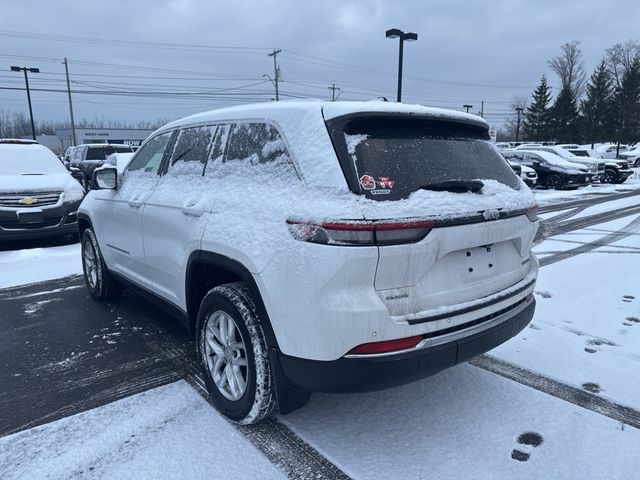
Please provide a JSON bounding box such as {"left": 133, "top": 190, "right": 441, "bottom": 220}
{"left": 580, "top": 61, "right": 615, "bottom": 146}
{"left": 612, "top": 57, "right": 640, "bottom": 144}
{"left": 523, "top": 76, "right": 552, "bottom": 140}
{"left": 549, "top": 84, "right": 580, "bottom": 142}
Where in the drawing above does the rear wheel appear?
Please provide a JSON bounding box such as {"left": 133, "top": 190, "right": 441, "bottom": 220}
{"left": 545, "top": 174, "right": 563, "bottom": 190}
{"left": 196, "top": 283, "right": 276, "bottom": 425}
{"left": 601, "top": 169, "right": 618, "bottom": 184}
{"left": 81, "top": 228, "right": 121, "bottom": 300}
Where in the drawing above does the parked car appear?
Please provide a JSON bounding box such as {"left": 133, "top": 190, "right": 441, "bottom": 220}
{"left": 594, "top": 143, "right": 629, "bottom": 159}
{"left": 520, "top": 164, "right": 538, "bottom": 187}
{"left": 516, "top": 145, "right": 604, "bottom": 182}
{"left": 105, "top": 152, "right": 134, "bottom": 174}
{"left": 503, "top": 149, "right": 589, "bottom": 189}
{"left": 569, "top": 149, "right": 632, "bottom": 184}
{"left": 618, "top": 146, "right": 640, "bottom": 167}
{"left": 507, "top": 160, "right": 537, "bottom": 187}
{"left": 65, "top": 143, "right": 135, "bottom": 189}
{"left": 79, "top": 101, "right": 539, "bottom": 424}
{"left": 0, "top": 139, "right": 84, "bottom": 241}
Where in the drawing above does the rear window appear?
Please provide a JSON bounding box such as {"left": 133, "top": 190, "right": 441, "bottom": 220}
{"left": 86, "top": 145, "right": 134, "bottom": 160}
{"left": 328, "top": 116, "right": 520, "bottom": 201}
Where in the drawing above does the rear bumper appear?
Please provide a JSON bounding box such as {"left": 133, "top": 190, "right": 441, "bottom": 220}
{"left": 277, "top": 298, "right": 535, "bottom": 393}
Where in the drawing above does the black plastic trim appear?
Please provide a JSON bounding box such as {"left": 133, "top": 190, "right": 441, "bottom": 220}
{"left": 185, "top": 250, "right": 279, "bottom": 349}
{"left": 109, "top": 270, "right": 189, "bottom": 328}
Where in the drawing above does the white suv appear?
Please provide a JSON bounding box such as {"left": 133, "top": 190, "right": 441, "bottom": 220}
{"left": 78, "top": 101, "right": 539, "bottom": 424}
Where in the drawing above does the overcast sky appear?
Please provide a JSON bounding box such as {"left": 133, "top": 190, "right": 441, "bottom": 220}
{"left": 1, "top": 0, "right": 639, "bottom": 129}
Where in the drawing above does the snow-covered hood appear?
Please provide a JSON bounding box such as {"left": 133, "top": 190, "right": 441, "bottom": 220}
{"left": 0, "top": 173, "right": 84, "bottom": 201}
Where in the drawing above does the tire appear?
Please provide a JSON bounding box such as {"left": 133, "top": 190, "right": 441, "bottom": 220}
{"left": 601, "top": 169, "right": 618, "bottom": 184}
{"left": 545, "top": 174, "right": 563, "bottom": 190}
{"left": 196, "top": 283, "right": 276, "bottom": 425}
{"left": 81, "top": 228, "right": 122, "bottom": 300}
{"left": 635, "top": 159, "right": 640, "bottom": 168}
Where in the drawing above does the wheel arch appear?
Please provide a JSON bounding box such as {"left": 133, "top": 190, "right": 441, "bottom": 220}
{"left": 185, "top": 251, "right": 279, "bottom": 349}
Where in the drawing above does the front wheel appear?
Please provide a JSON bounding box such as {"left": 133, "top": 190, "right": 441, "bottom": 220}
{"left": 196, "top": 283, "right": 276, "bottom": 425}
{"left": 545, "top": 174, "right": 563, "bottom": 190}
{"left": 601, "top": 169, "right": 618, "bottom": 184}
{"left": 81, "top": 228, "right": 121, "bottom": 300}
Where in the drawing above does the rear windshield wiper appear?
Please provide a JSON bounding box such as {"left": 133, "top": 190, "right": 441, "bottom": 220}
{"left": 419, "top": 180, "right": 484, "bottom": 193}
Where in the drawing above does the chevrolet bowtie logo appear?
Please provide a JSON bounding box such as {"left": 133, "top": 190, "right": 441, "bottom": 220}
{"left": 19, "top": 197, "right": 37, "bottom": 205}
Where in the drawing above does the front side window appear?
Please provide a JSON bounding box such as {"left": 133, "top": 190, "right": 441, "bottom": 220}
{"left": 126, "top": 132, "right": 172, "bottom": 174}
{"left": 329, "top": 116, "right": 520, "bottom": 201}
{"left": 168, "top": 125, "right": 216, "bottom": 176}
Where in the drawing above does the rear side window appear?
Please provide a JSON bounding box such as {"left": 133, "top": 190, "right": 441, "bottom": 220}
{"left": 126, "top": 132, "right": 172, "bottom": 174}
{"left": 328, "top": 116, "right": 520, "bottom": 201}
{"left": 85, "top": 145, "right": 133, "bottom": 160}
{"left": 168, "top": 125, "right": 216, "bottom": 175}
{"left": 225, "top": 123, "right": 291, "bottom": 166}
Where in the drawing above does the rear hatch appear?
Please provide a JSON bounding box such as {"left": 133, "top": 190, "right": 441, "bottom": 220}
{"left": 324, "top": 111, "right": 537, "bottom": 320}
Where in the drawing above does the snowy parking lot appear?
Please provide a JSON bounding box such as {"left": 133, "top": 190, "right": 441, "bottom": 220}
{"left": 1, "top": 180, "right": 640, "bottom": 479}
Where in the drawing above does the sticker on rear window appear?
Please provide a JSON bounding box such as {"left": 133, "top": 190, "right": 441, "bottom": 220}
{"left": 376, "top": 176, "right": 395, "bottom": 189}
{"left": 359, "top": 174, "right": 376, "bottom": 190}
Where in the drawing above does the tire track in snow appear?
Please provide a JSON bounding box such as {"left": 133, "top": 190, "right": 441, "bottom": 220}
{"left": 470, "top": 355, "right": 640, "bottom": 430}
{"left": 540, "top": 213, "right": 640, "bottom": 267}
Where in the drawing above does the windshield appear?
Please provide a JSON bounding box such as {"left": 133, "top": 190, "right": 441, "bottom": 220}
{"left": 328, "top": 116, "right": 520, "bottom": 201}
{"left": 86, "top": 145, "right": 134, "bottom": 160}
{"left": 0, "top": 145, "right": 68, "bottom": 175}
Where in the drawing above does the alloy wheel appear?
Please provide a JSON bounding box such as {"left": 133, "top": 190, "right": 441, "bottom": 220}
{"left": 203, "top": 310, "right": 248, "bottom": 401}
{"left": 83, "top": 240, "right": 98, "bottom": 288}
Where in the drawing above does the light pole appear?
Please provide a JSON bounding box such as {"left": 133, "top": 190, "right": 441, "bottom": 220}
{"left": 10, "top": 65, "right": 40, "bottom": 140}
{"left": 515, "top": 107, "right": 524, "bottom": 142}
{"left": 463, "top": 104, "right": 473, "bottom": 113}
{"left": 385, "top": 28, "right": 418, "bottom": 103}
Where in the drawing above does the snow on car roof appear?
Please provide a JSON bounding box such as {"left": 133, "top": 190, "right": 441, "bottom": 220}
{"left": 158, "top": 100, "right": 488, "bottom": 132}
{"left": 517, "top": 149, "right": 587, "bottom": 169}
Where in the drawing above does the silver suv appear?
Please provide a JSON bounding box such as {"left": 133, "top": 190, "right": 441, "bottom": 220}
{"left": 78, "top": 101, "right": 539, "bottom": 424}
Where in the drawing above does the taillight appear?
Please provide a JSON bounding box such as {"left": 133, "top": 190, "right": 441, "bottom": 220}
{"left": 526, "top": 204, "right": 538, "bottom": 222}
{"left": 348, "top": 335, "right": 423, "bottom": 355}
{"left": 287, "top": 219, "right": 434, "bottom": 246}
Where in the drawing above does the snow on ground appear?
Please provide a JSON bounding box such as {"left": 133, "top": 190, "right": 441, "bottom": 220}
{"left": 280, "top": 364, "right": 640, "bottom": 480}
{"left": 495, "top": 217, "right": 640, "bottom": 410}
{"left": 533, "top": 216, "right": 636, "bottom": 259}
{"left": 0, "top": 243, "right": 81, "bottom": 288}
{"left": 0, "top": 381, "right": 285, "bottom": 480}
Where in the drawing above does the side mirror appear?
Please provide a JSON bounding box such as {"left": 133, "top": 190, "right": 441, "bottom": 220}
{"left": 532, "top": 160, "right": 541, "bottom": 167}
{"left": 93, "top": 166, "right": 118, "bottom": 190}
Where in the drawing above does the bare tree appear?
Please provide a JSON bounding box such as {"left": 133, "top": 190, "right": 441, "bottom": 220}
{"left": 605, "top": 39, "right": 640, "bottom": 88}
{"left": 548, "top": 41, "right": 587, "bottom": 97}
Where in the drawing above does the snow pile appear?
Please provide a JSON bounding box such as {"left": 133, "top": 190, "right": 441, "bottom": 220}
{"left": 0, "top": 243, "right": 81, "bottom": 288}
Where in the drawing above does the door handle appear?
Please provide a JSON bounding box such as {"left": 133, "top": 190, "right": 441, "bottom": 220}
{"left": 128, "top": 199, "right": 143, "bottom": 208}
{"left": 181, "top": 205, "right": 203, "bottom": 217}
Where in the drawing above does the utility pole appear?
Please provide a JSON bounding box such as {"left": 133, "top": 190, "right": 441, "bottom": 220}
{"left": 328, "top": 83, "right": 341, "bottom": 101}
{"left": 10, "top": 65, "right": 39, "bottom": 140}
{"left": 268, "top": 49, "right": 281, "bottom": 101}
{"left": 480, "top": 100, "right": 484, "bottom": 118}
{"left": 463, "top": 104, "right": 473, "bottom": 113}
{"left": 63, "top": 58, "right": 77, "bottom": 146}
{"left": 515, "top": 107, "right": 524, "bottom": 142}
